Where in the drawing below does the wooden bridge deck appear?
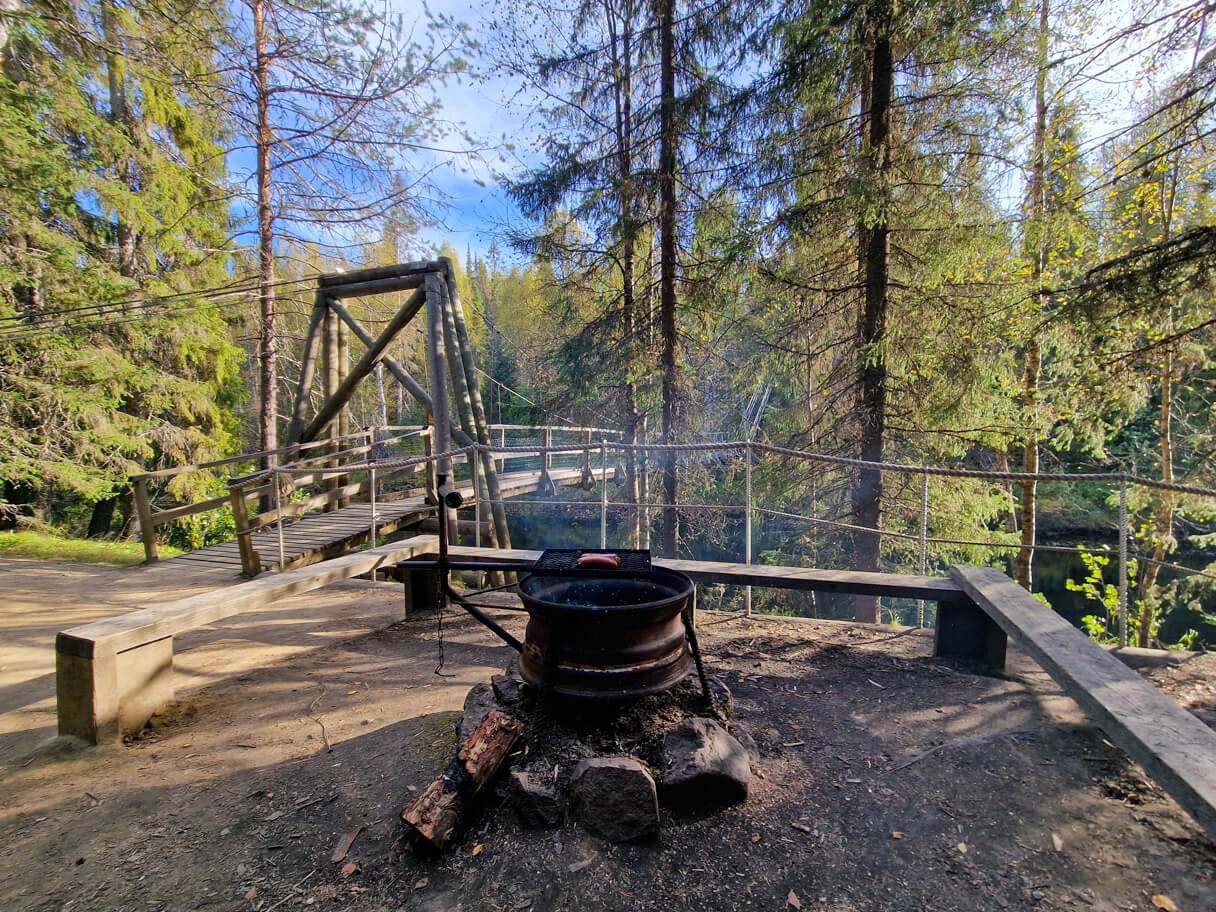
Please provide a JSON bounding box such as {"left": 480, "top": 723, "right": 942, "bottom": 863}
{"left": 165, "top": 465, "right": 600, "bottom": 575}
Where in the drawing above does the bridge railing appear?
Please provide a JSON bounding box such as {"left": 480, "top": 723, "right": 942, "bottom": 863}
{"left": 131, "top": 424, "right": 623, "bottom": 571}
{"left": 129, "top": 430, "right": 387, "bottom": 562}
{"left": 293, "top": 438, "right": 1214, "bottom": 645}
{"left": 133, "top": 433, "right": 1215, "bottom": 646}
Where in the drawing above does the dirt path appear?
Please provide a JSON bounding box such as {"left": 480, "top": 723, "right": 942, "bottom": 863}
{"left": 1, "top": 560, "right": 1213, "bottom": 912}
{"left": 0, "top": 557, "right": 405, "bottom": 765}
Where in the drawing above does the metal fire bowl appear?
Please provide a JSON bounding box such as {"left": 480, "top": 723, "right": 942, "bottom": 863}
{"left": 517, "top": 567, "right": 695, "bottom": 701}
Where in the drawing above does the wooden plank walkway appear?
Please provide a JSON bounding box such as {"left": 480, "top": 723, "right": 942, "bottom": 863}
{"left": 164, "top": 466, "right": 601, "bottom": 575}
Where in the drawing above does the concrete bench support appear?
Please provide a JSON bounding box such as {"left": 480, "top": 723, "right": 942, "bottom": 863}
{"left": 404, "top": 567, "right": 440, "bottom": 617}
{"left": 933, "top": 598, "right": 1007, "bottom": 670}
{"left": 56, "top": 634, "right": 174, "bottom": 743}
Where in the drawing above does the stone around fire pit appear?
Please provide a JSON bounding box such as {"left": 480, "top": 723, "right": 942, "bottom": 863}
{"left": 509, "top": 769, "right": 564, "bottom": 827}
{"left": 569, "top": 757, "right": 659, "bottom": 842}
{"left": 660, "top": 717, "right": 751, "bottom": 807}
{"left": 492, "top": 671, "right": 526, "bottom": 706}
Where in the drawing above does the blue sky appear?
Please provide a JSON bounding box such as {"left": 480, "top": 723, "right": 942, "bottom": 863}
{"left": 408, "top": 0, "right": 537, "bottom": 262}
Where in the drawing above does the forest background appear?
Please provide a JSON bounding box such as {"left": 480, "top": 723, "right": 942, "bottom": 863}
{"left": 1, "top": 0, "right": 1214, "bottom": 648}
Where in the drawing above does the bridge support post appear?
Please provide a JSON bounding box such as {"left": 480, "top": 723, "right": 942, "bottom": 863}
{"left": 133, "top": 476, "right": 159, "bottom": 563}
{"left": 229, "top": 484, "right": 261, "bottom": 577}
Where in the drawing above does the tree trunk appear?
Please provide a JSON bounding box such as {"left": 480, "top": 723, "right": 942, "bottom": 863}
{"left": 1134, "top": 146, "right": 1182, "bottom": 646}
{"left": 254, "top": 0, "right": 278, "bottom": 468}
{"left": 102, "top": 1, "right": 138, "bottom": 282}
{"left": 1137, "top": 345, "right": 1174, "bottom": 646}
{"left": 657, "top": 0, "right": 679, "bottom": 558}
{"left": 87, "top": 496, "right": 119, "bottom": 539}
{"left": 609, "top": 0, "right": 641, "bottom": 548}
{"left": 1014, "top": 0, "right": 1051, "bottom": 591}
{"left": 851, "top": 0, "right": 893, "bottom": 623}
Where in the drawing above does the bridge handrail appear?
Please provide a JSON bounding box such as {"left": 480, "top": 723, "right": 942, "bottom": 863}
{"left": 130, "top": 430, "right": 376, "bottom": 482}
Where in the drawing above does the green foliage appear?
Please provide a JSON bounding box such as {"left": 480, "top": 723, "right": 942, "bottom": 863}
{"left": 0, "top": 530, "right": 180, "bottom": 565}
{"left": 0, "top": 1, "right": 244, "bottom": 530}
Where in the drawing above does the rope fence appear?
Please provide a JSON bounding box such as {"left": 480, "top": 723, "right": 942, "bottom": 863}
{"left": 225, "top": 434, "right": 1215, "bottom": 646}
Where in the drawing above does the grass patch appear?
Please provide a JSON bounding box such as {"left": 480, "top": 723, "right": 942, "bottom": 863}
{"left": 0, "top": 531, "right": 181, "bottom": 566}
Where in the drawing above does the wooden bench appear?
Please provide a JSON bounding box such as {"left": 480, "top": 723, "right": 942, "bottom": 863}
{"left": 401, "top": 545, "right": 971, "bottom": 615}
{"left": 951, "top": 565, "right": 1216, "bottom": 840}
{"left": 56, "top": 534, "right": 439, "bottom": 744}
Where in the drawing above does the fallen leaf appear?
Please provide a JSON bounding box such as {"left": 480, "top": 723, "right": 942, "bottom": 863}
{"left": 957, "top": 842, "right": 968, "bottom": 854}
{"left": 891, "top": 831, "right": 904, "bottom": 839}
{"left": 407, "top": 785, "right": 417, "bottom": 793}
{"left": 347, "top": 690, "right": 359, "bottom": 695}
{"left": 263, "top": 792, "right": 274, "bottom": 799}
{"left": 787, "top": 890, "right": 802, "bottom": 909}
{"left": 791, "top": 822, "right": 812, "bottom": 833}
{"left": 1151, "top": 896, "right": 1180, "bottom": 912}
{"left": 244, "top": 887, "right": 257, "bottom": 900}
{"left": 472, "top": 844, "right": 484, "bottom": 856}
{"left": 339, "top": 861, "right": 359, "bottom": 878}
{"left": 1051, "top": 832, "right": 1063, "bottom": 852}
{"left": 414, "top": 878, "right": 429, "bottom": 890}
{"left": 331, "top": 826, "right": 364, "bottom": 863}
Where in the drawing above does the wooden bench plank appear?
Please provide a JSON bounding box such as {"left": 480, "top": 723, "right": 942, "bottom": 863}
{"left": 57, "top": 534, "right": 441, "bottom": 743}
{"left": 435, "top": 546, "right": 964, "bottom": 602}
{"left": 952, "top": 565, "right": 1216, "bottom": 839}
{"left": 62, "top": 534, "right": 439, "bottom": 656}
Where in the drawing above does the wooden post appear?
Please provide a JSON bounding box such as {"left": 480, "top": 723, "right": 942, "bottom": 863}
{"left": 287, "top": 292, "right": 327, "bottom": 444}
{"left": 538, "top": 426, "right": 555, "bottom": 497}
{"left": 423, "top": 427, "right": 438, "bottom": 505}
{"left": 581, "top": 429, "right": 595, "bottom": 489}
{"left": 336, "top": 317, "right": 351, "bottom": 508}
{"left": 323, "top": 305, "right": 339, "bottom": 511}
{"left": 229, "top": 484, "right": 261, "bottom": 577}
{"left": 424, "top": 274, "right": 452, "bottom": 474}
{"left": 132, "top": 476, "right": 159, "bottom": 562}
{"left": 439, "top": 280, "right": 495, "bottom": 556}
{"left": 441, "top": 258, "right": 512, "bottom": 551}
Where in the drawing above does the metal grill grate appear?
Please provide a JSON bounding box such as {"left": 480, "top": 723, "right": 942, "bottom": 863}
{"left": 532, "top": 548, "right": 652, "bottom": 576}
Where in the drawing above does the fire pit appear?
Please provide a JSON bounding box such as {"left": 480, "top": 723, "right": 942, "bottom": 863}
{"left": 517, "top": 566, "right": 695, "bottom": 701}
{"left": 396, "top": 477, "right": 712, "bottom": 707}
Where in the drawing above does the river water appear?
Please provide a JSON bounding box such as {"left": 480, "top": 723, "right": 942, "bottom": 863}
{"left": 468, "top": 496, "right": 1215, "bottom": 649}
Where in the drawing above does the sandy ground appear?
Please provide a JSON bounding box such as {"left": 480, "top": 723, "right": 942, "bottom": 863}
{"left": 0, "top": 556, "right": 407, "bottom": 766}
{"left": 0, "top": 558, "right": 1213, "bottom": 912}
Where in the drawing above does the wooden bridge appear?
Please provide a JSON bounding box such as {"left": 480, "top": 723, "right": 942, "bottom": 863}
{"left": 132, "top": 424, "right": 618, "bottom": 578}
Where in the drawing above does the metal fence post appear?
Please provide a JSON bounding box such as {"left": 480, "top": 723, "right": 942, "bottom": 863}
{"left": 1119, "top": 479, "right": 1129, "bottom": 647}
{"left": 273, "top": 470, "right": 286, "bottom": 569}
{"left": 745, "top": 440, "right": 753, "bottom": 617}
{"left": 369, "top": 461, "right": 378, "bottom": 551}
{"left": 918, "top": 470, "right": 929, "bottom": 627}
{"left": 601, "top": 439, "right": 608, "bottom": 549}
